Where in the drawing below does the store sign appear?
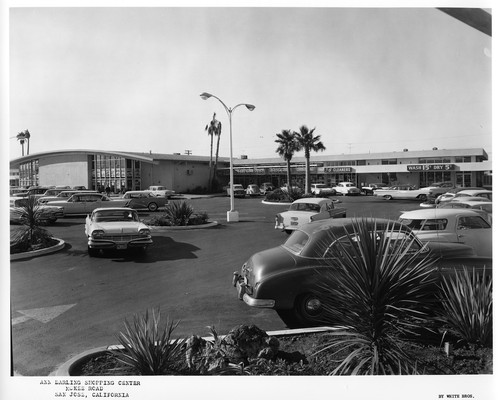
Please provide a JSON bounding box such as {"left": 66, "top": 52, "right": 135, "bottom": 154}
{"left": 407, "top": 164, "right": 455, "bottom": 172}
{"left": 323, "top": 167, "right": 353, "bottom": 173}
{"left": 234, "top": 168, "right": 266, "bottom": 174}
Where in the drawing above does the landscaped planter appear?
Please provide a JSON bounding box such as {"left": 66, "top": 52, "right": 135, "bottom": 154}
{"left": 51, "top": 326, "right": 339, "bottom": 376}
{"left": 11, "top": 238, "right": 65, "bottom": 261}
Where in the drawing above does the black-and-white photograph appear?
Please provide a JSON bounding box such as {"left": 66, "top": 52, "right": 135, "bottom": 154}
{"left": 2, "top": 1, "right": 496, "bottom": 399}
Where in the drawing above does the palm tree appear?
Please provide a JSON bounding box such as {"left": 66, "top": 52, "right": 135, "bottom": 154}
{"left": 16, "top": 131, "right": 26, "bottom": 156}
{"left": 294, "top": 125, "right": 326, "bottom": 194}
{"left": 24, "top": 129, "right": 31, "bottom": 155}
{"left": 212, "top": 116, "right": 222, "bottom": 190}
{"left": 275, "top": 129, "right": 299, "bottom": 191}
{"left": 205, "top": 113, "right": 217, "bottom": 189}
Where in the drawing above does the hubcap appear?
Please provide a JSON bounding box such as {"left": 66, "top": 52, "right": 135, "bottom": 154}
{"left": 305, "top": 297, "right": 322, "bottom": 314}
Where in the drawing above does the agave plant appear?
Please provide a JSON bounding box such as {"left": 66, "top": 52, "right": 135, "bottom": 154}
{"left": 164, "top": 201, "right": 194, "bottom": 226}
{"left": 10, "top": 195, "right": 55, "bottom": 253}
{"left": 436, "top": 267, "right": 492, "bottom": 347}
{"left": 313, "top": 218, "right": 439, "bottom": 375}
{"left": 112, "top": 308, "right": 186, "bottom": 375}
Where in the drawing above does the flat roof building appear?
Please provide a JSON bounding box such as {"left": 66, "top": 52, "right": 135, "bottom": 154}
{"left": 9, "top": 147, "right": 491, "bottom": 192}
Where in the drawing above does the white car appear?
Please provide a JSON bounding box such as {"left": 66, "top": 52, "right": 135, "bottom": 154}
{"left": 373, "top": 184, "right": 430, "bottom": 201}
{"left": 311, "top": 183, "right": 337, "bottom": 196}
{"left": 435, "top": 188, "right": 492, "bottom": 204}
{"left": 246, "top": 184, "right": 261, "bottom": 196}
{"left": 85, "top": 207, "right": 153, "bottom": 256}
{"left": 334, "top": 182, "right": 361, "bottom": 196}
{"left": 399, "top": 208, "right": 491, "bottom": 258}
{"left": 275, "top": 197, "right": 346, "bottom": 234}
{"left": 148, "top": 185, "right": 176, "bottom": 198}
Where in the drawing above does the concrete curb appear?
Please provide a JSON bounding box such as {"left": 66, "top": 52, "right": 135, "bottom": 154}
{"left": 10, "top": 238, "right": 66, "bottom": 261}
{"left": 148, "top": 221, "right": 219, "bottom": 231}
{"left": 261, "top": 200, "right": 292, "bottom": 206}
{"left": 51, "top": 326, "right": 343, "bottom": 376}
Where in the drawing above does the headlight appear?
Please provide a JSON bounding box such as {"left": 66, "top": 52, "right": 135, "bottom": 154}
{"left": 139, "top": 228, "right": 150, "bottom": 235}
{"left": 92, "top": 230, "right": 105, "bottom": 238}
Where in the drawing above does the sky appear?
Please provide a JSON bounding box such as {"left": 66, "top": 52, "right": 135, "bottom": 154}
{"left": 5, "top": 5, "right": 492, "bottom": 161}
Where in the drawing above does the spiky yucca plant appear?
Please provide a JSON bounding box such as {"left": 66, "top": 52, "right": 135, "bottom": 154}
{"left": 164, "top": 201, "right": 194, "bottom": 226}
{"left": 112, "top": 308, "right": 186, "bottom": 375}
{"left": 10, "top": 195, "right": 54, "bottom": 252}
{"left": 313, "top": 218, "right": 439, "bottom": 375}
{"left": 437, "top": 267, "right": 492, "bottom": 347}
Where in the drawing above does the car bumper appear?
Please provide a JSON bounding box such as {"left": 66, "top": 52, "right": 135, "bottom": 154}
{"left": 88, "top": 238, "right": 153, "bottom": 249}
{"left": 232, "top": 272, "right": 275, "bottom": 308}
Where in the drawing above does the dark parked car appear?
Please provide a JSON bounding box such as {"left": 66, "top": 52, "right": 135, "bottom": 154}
{"left": 232, "top": 218, "right": 492, "bottom": 328}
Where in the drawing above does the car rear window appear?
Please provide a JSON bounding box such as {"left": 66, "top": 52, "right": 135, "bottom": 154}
{"left": 283, "top": 231, "right": 310, "bottom": 253}
{"left": 289, "top": 203, "right": 321, "bottom": 212}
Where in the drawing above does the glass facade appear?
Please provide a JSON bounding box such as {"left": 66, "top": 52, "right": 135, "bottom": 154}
{"left": 91, "top": 154, "right": 141, "bottom": 193}
{"left": 19, "top": 159, "right": 39, "bottom": 187}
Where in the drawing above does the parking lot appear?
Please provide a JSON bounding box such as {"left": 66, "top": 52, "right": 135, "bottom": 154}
{"left": 11, "top": 194, "right": 424, "bottom": 375}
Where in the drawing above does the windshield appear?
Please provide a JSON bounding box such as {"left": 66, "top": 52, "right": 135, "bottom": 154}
{"left": 94, "top": 210, "right": 139, "bottom": 222}
{"left": 399, "top": 218, "right": 447, "bottom": 231}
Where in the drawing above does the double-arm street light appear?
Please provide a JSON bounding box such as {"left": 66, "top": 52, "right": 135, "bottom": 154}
{"left": 200, "top": 92, "right": 255, "bottom": 222}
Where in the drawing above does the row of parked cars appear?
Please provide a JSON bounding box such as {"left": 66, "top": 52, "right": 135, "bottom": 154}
{"left": 234, "top": 187, "right": 493, "bottom": 327}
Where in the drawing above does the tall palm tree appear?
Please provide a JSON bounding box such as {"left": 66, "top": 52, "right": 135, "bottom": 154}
{"left": 16, "top": 131, "right": 26, "bottom": 156}
{"left": 205, "top": 113, "right": 221, "bottom": 190}
{"left": 275, "top": 129, "right": 299, "bottom": 191}
{"left": 212, "top": 116, "right": 222, "bottom": 189}
{"left": 294, "top": 125, "right": 326, "bottom": 194}
{"left": 24, "top": 129, "right": 31, "bottom": 155}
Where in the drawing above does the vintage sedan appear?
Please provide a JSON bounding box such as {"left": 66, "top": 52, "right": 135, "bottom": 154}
{"left": 10, "top": 197, "right": 64, "bottom": 224}
{"left": 226, "top": 184, "right": 246, "bottom": 198}
{"left": 46, "top": 193, "right": 130, "bottom": 215}
{"left": 85, "top": 207, "right": 153, "bottom": 256}
{"left": 334, "top": 182, "right": 361, "bottom": 196}
{"left": 148, "top": 185, "right": 176, "bottom": 199}
{"left": 37, "top": 190, "right": 98, "bottom": 204}
{"left": 311, "top": 183, "right": 337, "bottom": 196}
{"left": 246, "top": 184, "right": 261, "bottom": 196}
{"left": 275, "top": 198, "right": 346, "bottom": 234}
{"left": 373, "top": 184, "right": 430, "bottom": 201}
{"left": 360, "top": 183, "right": 388, "bottom": 195}
{"left": 120, "top": 190, "right": 168, "bottom": 211}
{"left": 399, "top": 208, "right": 491, "bottom": 257}
{"left": 233, "top": 218, "right": 491, "bottom": 328}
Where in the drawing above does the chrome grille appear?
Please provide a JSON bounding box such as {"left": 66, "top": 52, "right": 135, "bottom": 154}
{"left": 101, "top": 234, "right": 146, "bottom": 241}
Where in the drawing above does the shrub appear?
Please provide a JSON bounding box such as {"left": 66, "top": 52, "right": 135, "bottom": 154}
{"left": 436, "top": 267, "right": 492, "bottom": 347}
{"left": 313, "top": 218, "right": 439, "bottom": 375}
{"left": 188, "top": 211, "right": 209, "bottom": 225}
{"left": 112, "top": 308, "right": 187, "bottom": 375}
{"left": 164, "top": 201, "right": 194, "bottom": 226}
{"left": 10, "top": 195, "right": 57, "bottom": 253}
{"left": 265, "top": 188, "right": 303, "bottom": 202}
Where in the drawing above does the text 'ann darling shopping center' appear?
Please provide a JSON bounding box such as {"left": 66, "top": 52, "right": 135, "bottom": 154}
{"left": 9, "top": 147, "right": 491, "bottom": 193}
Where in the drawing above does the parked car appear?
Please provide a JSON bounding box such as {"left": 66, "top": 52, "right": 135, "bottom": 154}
{"left": 435, "top": 187, "right": 489, "bottom": 204}
{"left": 311, "top": 183, "right": 337, "bottom": 196}
{"left": 46, "top": 193, "right": 130, "bottom": 215}
{"left": 399, "top": 208, "right": 491, "bottom": 257}
{"left": 120, "top": 190, "right": 168, "bottom": 211}
{"left": 85, "top": 207, "right": 153, "bottom": 256}
{"left": 148, "top": 185, "right": 175, "bottom": 199}
{"left": 246, "top": 184, "right": 261, "bottom": 196}
{"left": 275, "top": 197, "right": 346, "bottom": 234}
{"left": 233, "top": 218, "right": 491, "bottom": 328}
{"left": 334, "top": 182, "right": 361, "bottom": 196}
{"left": 37, "top": 190, "right": 99, "bottom": 204}
{"left": 437, "top": 200, "right": 492, "bottom": 224}
{"left": 10, "top": 197, "right": 64, "bottom": 224}
{"left": 450, "top": 189, "right": 492, "bottom": 202}
{"left": 373, "top": 184, "right": 429, "bottom": 201}
{"left": 260, "top": 182, "right": 275, "bottom": 194}
{"left": 12, "top": 186, "right": 53, "bottom": 198}
{"left": 425, "top": 182, "right": 456, "bottom": 201}
{"left": 226, "top": 184, "right": 246, "bottom": 198}
{"left": 361, "top": 183, "right": 388, "bottom": 195}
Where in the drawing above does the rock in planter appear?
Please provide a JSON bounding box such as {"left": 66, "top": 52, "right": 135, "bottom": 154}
{"left": 185, "top": 324, "right": 281, "bottom": 374}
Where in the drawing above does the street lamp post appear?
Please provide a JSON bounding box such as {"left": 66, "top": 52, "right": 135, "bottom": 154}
{"left": 200, "top": 92, "right": 255, "bottom": 222}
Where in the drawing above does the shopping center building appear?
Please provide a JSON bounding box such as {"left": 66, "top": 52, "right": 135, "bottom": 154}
{"left": 9, "top": 147, "right": 492, "bottom": 192}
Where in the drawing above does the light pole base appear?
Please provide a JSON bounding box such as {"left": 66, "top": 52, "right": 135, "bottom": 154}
{"left": 227, "top": 210, "right": 239, "bottom": 222}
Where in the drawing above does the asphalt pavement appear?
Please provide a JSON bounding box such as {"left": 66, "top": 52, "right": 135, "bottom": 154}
{"left": 10, "top": 194, "right": 421, "bottom": 376}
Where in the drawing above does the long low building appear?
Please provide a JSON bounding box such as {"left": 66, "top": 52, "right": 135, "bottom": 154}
{"left": 9, "top": 147, "right": 492, "bottom": 193}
